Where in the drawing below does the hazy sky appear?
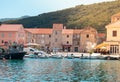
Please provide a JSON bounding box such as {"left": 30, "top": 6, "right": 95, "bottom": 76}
{"left": 0, "top": 0, "right": 114, "bottom": 18}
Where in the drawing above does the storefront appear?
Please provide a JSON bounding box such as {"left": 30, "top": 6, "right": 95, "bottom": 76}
{"left": 62, "top": 45, "right": 72, "bottom": 52}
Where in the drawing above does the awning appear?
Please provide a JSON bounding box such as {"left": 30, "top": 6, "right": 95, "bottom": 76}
{"left": 95, "top": 43, "right": 108, "bottom": 49}
{"left": 62, "top": 45, "right": 72, "bottom": 48}
{"left": 24, "top": 42, "right": 40, "bottom": 46}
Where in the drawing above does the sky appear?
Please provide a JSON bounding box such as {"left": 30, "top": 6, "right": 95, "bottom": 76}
{"left": 0, "top": 0, "right": 114, "bottom": 19}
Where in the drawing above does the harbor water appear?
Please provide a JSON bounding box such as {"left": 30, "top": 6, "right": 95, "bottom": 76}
{"left": 0, "top": 58, "right": 120, "bottom": 82}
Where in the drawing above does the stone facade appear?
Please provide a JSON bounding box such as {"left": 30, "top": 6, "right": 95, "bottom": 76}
{"left": 51, "top": 24, "right": 63, "bottom": 51}
{"left": 103, "top": 12, "right": 120, "bottom": 54}
{"left": 0, "top": 23, "right": 99, "bottom": 52}
{"left": 25, "top": 28, "right": 52, "bottom": 50}
{"left": 62, "top": 29, "right": 73, "bottom": 52}
{"left": 25, "top": 24, "right": 98, "bottom": 52}
{"left": 80, "top": 27, "right": 98, "bottom": 52}
{"left": 72, "top": 30, "right": 81, "bottom": 52}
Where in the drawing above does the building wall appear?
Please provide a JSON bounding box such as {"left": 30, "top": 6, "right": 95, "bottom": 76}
{"left": 17, "top": 26, "right": 26, "bottom": 44}
{"left": 0, "top": 31, "right": 17, "bottom": 45}
{"left": 80, "top": 27, "right": 97, "bottom": 52}
{"left": 72, "top": 34, "right": 80, "bottom": 52}
{"left": 106, "top": 26, "right": 120, "bottom": 41}
{"left": 25, "top": 30, "right": 33, "bottom": 43}
{"left": 111, "top": 15, "right": 120, "bottom": 23}
{"left": 103, "top": 12, "right": 120, "bottom": 54}
{"left": 0, "top": 24, "right": 25, "bottom": 46}
{"left": 35, "top": 34, "right": 51, "bottom": 50}
{"left": 62, "top": 34, "right": 73, "bottom": 51}
{"left": 50, "top": 24, "right": 63, "bottom": 51}
{"left": 62, "top": 34, "right": 73, "bottom": 45}
{"left": 51, "top": 29, "right": 62, "bottom": 51}
{"left": 24, "top": 25, "right": 98, "bottom": 52}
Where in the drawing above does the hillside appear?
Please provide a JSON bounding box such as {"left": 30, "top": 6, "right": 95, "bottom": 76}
{"left": 3, "top": 0, "right": 120, "bottom": 33}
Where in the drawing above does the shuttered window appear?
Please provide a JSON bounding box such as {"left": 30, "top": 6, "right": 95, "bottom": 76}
{"left": 113, "top": 31, "right": 117, "bottom": 37}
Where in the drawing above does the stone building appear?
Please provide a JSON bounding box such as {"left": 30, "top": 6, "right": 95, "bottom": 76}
{"left": 98, "top": 12, "right": 120, "bottom": 54}
{"left": 25, "top": 28, "right": 52, "bottom": 50}
{"left": 80, "top": 27, "right": 98, "bottom": 52}
{"left": 62, "top": 29, "right": 73, "bottom": 52}
{"left": 72, "top": 30, "right": 81, "bottom": 52}
{"left": 25, "top": 23, "right": 98, "bottom": 52}
{"left": 0, "top": 23, "right": 99, "bottom": 52}
{"left": 51, "top": 24, "right": 63, "bottom": 51}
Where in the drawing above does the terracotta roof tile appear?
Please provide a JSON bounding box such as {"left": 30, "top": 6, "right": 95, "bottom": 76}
{"left": 25, "top": 28, "right": 52, "bottom": 34}
{"left": 98, "top": 33, "right": 106, "bottom": 37}
{"left": 62, "top": 29, "right": 73, "bottom": 34}
{"left": 0, "top": 24, "right": 23, "bottom": 31}
{"left": 73, "top": 29, "right": 82, "bottom": 34}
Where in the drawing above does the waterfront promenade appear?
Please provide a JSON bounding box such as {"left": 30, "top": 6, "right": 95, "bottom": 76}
{"left": 50, "top": 52, "right": 120, "bottom": 60}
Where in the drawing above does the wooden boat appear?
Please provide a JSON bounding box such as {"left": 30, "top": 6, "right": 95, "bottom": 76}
{"left": 0, "top": 43, "right": 26, "bottom": 60}
{"left": 0, "top": 51, "right": 26, "bottom": 60}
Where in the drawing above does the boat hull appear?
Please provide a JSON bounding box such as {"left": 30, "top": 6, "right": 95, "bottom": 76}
{"left": 1, "top": 52, "right": 26, "bottom": 60}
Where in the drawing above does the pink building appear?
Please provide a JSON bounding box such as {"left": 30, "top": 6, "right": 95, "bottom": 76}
{"left": 0, "top": 24, "right": 25, "bottom": 46}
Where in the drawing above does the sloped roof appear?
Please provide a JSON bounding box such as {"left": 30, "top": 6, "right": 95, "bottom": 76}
{"left": 62, "top": 29, "right": 73, "bottom": 34}
{"left": 80, "top": 26, "right": 97, "bottom": 33}
{"left": 25, "top": 28, "right": 52, "bottom": 34}
{"left": 98, "top": 33, "right": 106, "bottom": 37}
{"left": 112, "top": 12, "right": 120, "bottom": 17}
{"left": 73, "top": 29, "right": 82, "bottom": 34}
{"left": 106, "top": 21, "right": 120, "bottom": 28}
{"left": 0, "top": 24, "right": 23, "bottom": 31}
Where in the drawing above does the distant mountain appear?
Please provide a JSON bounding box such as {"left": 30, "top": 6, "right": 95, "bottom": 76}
{"left": 3, "top": 0, "right": 120, "bottom": 32}
{"left": 19, "top": 15, "right": 30, "bottom": 19}
{"left": 0, "top": 18, "right": 17, "bottom": 22}
{"left": 0, "top": 15, "right": 30, "bottom": 22}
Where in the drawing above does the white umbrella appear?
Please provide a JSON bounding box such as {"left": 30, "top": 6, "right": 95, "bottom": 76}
{"left": 25, "top": 43, "right": 40, "bottom": 46}
{"left": 101, "top": 46, "right": 107, "bottom": 49}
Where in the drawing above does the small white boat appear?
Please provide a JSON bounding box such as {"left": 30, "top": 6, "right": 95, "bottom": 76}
{"left": 66, "top": 54, "right": 74, "bottom": 59}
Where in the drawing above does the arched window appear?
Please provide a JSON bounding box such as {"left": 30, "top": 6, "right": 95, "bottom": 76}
{"left": 86, "top": 34, "right": 89, "bottom": 38}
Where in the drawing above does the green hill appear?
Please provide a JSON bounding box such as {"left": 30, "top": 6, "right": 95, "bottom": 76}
{"left": 3, "top": 0, "right": 120, "bottom": 33}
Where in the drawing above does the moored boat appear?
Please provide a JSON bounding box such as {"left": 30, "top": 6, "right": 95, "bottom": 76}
{"left": 1, "top": 52, "right": 26, "bottom": 59}
{"left": 0, "top": 42, "right": 26, "bottom": 60}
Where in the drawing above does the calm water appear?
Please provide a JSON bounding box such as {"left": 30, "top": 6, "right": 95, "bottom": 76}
{"left": 0, "top": 58, "right": 120, "bottom": 82}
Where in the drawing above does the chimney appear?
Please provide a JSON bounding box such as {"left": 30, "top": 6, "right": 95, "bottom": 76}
{"left": 64, "top": 26, "right": 66, "bottom": 29}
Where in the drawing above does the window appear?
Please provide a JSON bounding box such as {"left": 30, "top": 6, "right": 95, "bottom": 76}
{"left": 55, "top": 31, "right": 57, "bottom": 35}
{"left": 67, "top": 35, "right": 69, "bottom": 38}
{"left": 86, "top": 34, "right": 89, "bottom": 38}
{"left": 42, "top": 35, "right": 44, "bottom": 37}
{"left": 9, "top": 33, "right": 12, "bottom": 37}
{"left": 49, "top": 35, "right": 51, "bottom": 38}
{"left": 18, "top": 34, "right": 20, "bottom": 37}
{"left": 77, "top": 35, "right": 79, "bottom": 38}
{"left": 113, "top": 31, "right": 117, "bottom": 37}
{"left": 67, "top": 41, "right": 69, "bottom": 44}
{"left": 55, "top": 38, "right": 57, "bottom": 42}
{"left": 41, "top": 40, "right": 44, "bottom": 44}
{"left": 1, "top": 40, "right": 4, "bottom": 43}
{"left": 1, "top": 33, "right": 4, "bottom": 37}
{"left": 117, "top": 18, "right": 120, "bottom": 20}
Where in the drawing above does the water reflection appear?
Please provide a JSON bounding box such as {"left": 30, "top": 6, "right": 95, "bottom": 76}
{"left": 0, "top": 58, "right": 119, "bottom": 81}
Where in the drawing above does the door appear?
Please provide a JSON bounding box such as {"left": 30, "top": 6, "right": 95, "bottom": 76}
{"left": 74, "top": 47, "right": 78, "bottom": 52}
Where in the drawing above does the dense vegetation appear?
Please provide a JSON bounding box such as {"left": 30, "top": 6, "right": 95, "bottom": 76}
{"left": 3, "top": 0, "right": 120, "bottom": 32}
